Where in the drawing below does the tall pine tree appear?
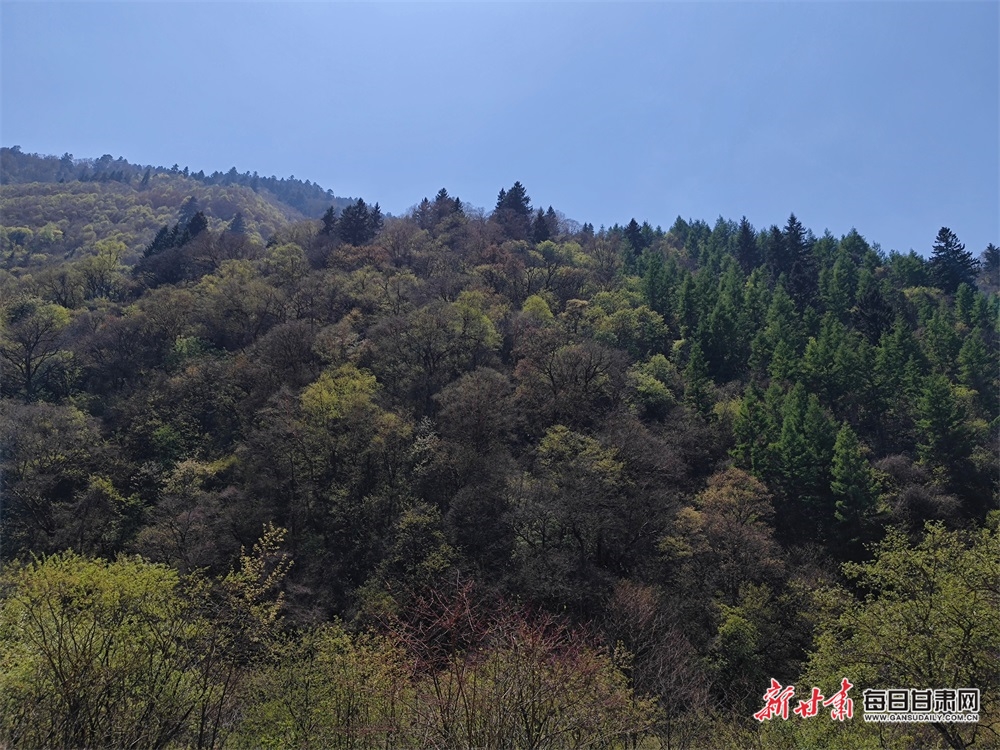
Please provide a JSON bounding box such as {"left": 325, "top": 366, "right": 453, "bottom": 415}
{"left": 830, "top": 423, "right": 877, "bottom": 558}
{"left": 929, "top": 227, "right": 978, "bottom": 293}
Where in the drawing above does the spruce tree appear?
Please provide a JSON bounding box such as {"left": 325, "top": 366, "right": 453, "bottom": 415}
{"left": 929, "top": 227, "right": 978, "bottom": 293}
{"left": 762, "top": 224, "right": 787, "bottom": 280}
{"left": 922, "top": 301, "right": 960, "bottom": 376}
{"left": 734, "top": 216, "right": 760, "bottom": 274}
{"left": 178, "top": 196, "right": 200, "bottom": 226}
{"left": 853, "top": 273, "right": 894, "bottom": 344}
{"left": 957, "top": 328, "right": 997, "bottom": 415}
{"left": 320, "top": 206, "right": 337, "bottom": 236}
{"left": 338, "top": 199, "right": 372, "bottom": 245}
{"left": 624, "top": 219, "right": 645, "bottom": 254}
{"left": 493, "top": 181, "right": 532, "bottom": 240}
{"left": 642, "top": 250, "right": 671, "bottom": 317}
{"left": 822, "top": 247, "right": 856, "bottom": 322}
{"left": 431, "top": 188, "right": 458, "bottom": 224}
{"left": 532, "top": 208, "right": 551, "bottom": 243}
{"left": 979, "top": 243, "right": 999, "bottom": 291}
{"left": 367, "top": 202, "right": 384, "bottom": 238}
{"left": 415, "top": 198, "right": 433, "bottom": 230}
{"left": 830, "top": 423, "right": 876, "bottom": 557}
{"left": 732, "top": 381, "right": 779, "bottom": 477}
{"left": 774, "top": 384, "right": 836, "bottom": 540}
{"left": 783, "top": 213, "right": 817, "bottom": 306}
{"left": 143, "top": 225, "right": 173, "bottom": 257}
{"left": 683, "top": 340, "right": 712, "bottom": 417}
{"left": 545, "top": 206, "right": 558, "bottom": 234}
{"left": 916, "top": 374, "right": 969, "bottom": 472}
{"left": 227, "top": 211, "right": 246, "bottom": 235}
{"left": 182, "top": 211, "right": 208, "bottom": 243}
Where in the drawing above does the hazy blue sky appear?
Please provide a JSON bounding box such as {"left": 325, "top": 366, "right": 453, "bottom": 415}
{"left": 2, "top": 2, "right": 997, "bottom": 256}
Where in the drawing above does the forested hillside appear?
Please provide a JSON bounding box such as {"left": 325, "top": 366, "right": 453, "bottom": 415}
{"left": 1, "top": 153, "right": 998, "bottom": 749}
{"left": 1, "top": 146, "right": 352, "bottom": 218}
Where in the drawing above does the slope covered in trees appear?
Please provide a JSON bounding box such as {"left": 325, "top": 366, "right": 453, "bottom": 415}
{"left": 1, "top": 158, "right": 998, "bottom": 748}
{"left": 1, "top": 146, "right": 353, "bottom": 218}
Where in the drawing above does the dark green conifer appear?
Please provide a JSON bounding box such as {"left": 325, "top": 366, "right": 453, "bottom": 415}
{"left": 321, "top": 206, "right": 337, "bottom": 236}
{"left": 929, "top": 227, "right": 978, "bottom": 293}
{"left": 338, "top": 199, "right": 372, "bottom": 245}
{"left": 830, "top": 423, "right": 877, "bottom": 556}
{"left": 734, "top": 216, "right": 760, "bottom": 274}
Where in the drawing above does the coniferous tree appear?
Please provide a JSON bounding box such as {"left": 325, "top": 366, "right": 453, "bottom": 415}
{"left": 673, "top": 272, "right": 697, "bottom": 339}
{"left": 683, "top": 340, "right": 712, "bottom": 417}
{"left": 916, "top": 374, "right": 969, "bottom": 474}
{"left": 184, "top": 211, "right": 208, "bottom": 242}
{"left": 532, "top": 208, "right": 551, "bottom": 244}
{"left": 641, "top": 250, "right": 673, "bottom": 321}
{"left": 874, "top": 317, "right": 923, "bottom": 404}
{"left": 922, "top": 301, "right": 960, "bottom": 376}
{"left": 320, "top": 206, "right": 337, "bottom": 236}
{"left": 821, "top": 247, "right": 857, "bottom": 322}
{"left": 954, "top": 283, "right": 976, "bottom": 326}
{"left": 338, "top": 199, "right": 373, "bottom": 245}
{"left": 545, "top": 206, "right": 558, "bottom": 235}
{"left": 143, "top": 225, "right": 174, "bottom": 257}
{"left": 830, "top": 423, "right": 877, "bottom": 557}
{"left": 432, "top": 188, "right": 458, "bottom": 224}
{"left": 750, "top": 282, "right": 802, "bottom": 374}
{"left": 774, "top": 384, "right": 836, "bottom": 540}
{"left": 979, "top": 242, "right": 1000, "bottom": 290}
{"left": 227, "top": 211, "right": 246, "bottom": 235}
{"left": 981, "top": 243, "right": 999, "bottom": 273}
{"left": 734, "top": 216, "right": 760, "bottom": 274}
{"left": 732, "top": 381, "right": 779, "bottom": 478}
{"left": 624, "top": 219, "right": 645, "bottom": 255}
{"left": 783, "top": 213, "right": 817, "bottom": 306}
{"left": 415, "top": 198, "right": 433, "bottom": 230}
{"left": 929, "top": 227, "right": 978, "bottom": 293}
{"left": 702, "top": 262, "right": 744, "bottom": 381}
{"left": 957, "top": 327, "right": 997, "bottom": 416}
{"left": 367, "top": 202, "right": 384, "bottom": 238}
{"left": 493, "top": 181, "right": 532, "bottom": 240}
{"left": 977, "top": 243, "right": 999, "bottom": 293}
{"left": 839, "top": 227, "right": 871, "bottom": 265}
{"left": 178, "top": 196, "right": 201, "bottom": 226}
{"left": 853, "top": 274, "right": 894, "bottom": 344}
{"left": 762, "top": 224, "right": 787, "bottom": 280}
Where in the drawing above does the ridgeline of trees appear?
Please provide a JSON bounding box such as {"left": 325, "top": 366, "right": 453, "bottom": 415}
{"left": 1, "top": 156, "right": 998, "bottom": 749}
{"left": 1, "top": 146, "right": 353, "bottom": 219}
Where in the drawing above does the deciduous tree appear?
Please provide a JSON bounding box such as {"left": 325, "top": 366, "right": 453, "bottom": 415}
{"left": 806, "top": 524, "right": 1000, "bottom": 750}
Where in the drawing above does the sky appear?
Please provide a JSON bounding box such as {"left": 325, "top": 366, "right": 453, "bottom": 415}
{"left": 1, "top": 1, "right": 997, "bottom": 256}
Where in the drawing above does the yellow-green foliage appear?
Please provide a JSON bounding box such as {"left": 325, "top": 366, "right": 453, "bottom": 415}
{"left": 233, "top": 623, "right": 410, "bottom": 750}
{"left": 300, "top": 364, "right": 379, "bottom": 424}
{"left": 522, "top": 293, "right": 555, "bottom": 323}
{"left": 0, "top": 177, "right": 293, "bottom": 272}
{"left": 0, "top": 527, "right": 295, "bottom": 750}
{"left": 0, "top": 552, "right": 209, "bottom": 750}
{"left": 797, "top": 523, "right": 1000, "bottom": 750}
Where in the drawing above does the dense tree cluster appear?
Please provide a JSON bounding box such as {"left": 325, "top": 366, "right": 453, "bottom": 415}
{"left": 1, "top": 158, "right": 998, "bottom": 748}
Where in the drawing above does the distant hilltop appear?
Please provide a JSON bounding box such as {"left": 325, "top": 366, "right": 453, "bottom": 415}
{"left": 0, "top": 146, "right": 354, "bottom": 219}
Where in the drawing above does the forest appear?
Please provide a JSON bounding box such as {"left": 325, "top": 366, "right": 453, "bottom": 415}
{"left": 1, "top": 147, "right": 998, "bottom": 749}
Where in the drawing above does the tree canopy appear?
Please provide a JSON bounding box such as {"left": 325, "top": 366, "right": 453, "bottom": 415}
{"left": 1, "top": 152, "right": 997, "bottom": 748}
